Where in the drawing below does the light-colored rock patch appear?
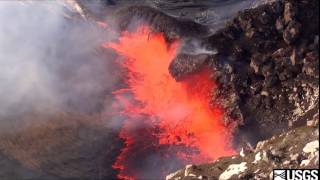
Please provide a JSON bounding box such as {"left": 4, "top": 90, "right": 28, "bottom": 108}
{"left": 219, "top": 162, "right": 247, "bottom": 180}
{"left": 240, "top": 148, "right": 245, "bottom": 157}
{"left": 300, "top": 159, "right": 310, "bottom": 167}
{"left": 184, "top": 164, "right": 193, "bottom": 176}
{"left": 166, "top": 169, "right": 183, "bottom": 180}
{"left": 253, "top": 152, "right": 262, "bottom": 163}
{"left": 303, "top": 140, "right": 319, "bottom": 154}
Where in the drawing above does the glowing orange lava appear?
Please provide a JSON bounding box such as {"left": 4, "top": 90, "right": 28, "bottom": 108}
{"left": 104, "top": 26, "right": 235, "bottom": 179}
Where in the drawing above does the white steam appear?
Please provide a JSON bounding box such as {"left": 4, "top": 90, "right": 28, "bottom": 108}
{"left": 179, "top": 38, "right": 218, "bottom": 55}
{"left": 0, "top": 1, "right": 119, "bottom": 131}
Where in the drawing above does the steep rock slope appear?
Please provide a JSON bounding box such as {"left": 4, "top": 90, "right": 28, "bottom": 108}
{"left": 166, "top": 117, "right": 318, "bottom": 180}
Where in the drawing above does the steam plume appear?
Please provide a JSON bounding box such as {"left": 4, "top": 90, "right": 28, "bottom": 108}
{"left": 0, "top": 1, "right": 118, "bottom": 133}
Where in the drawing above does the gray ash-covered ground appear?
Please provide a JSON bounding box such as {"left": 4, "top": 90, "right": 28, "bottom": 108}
{"left": 0, "top": 112, "right": 121, "bottom": 179}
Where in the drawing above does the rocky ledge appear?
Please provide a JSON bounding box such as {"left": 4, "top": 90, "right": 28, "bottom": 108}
{"left": 166, "top": 117, "right": 319, "bottom": 180}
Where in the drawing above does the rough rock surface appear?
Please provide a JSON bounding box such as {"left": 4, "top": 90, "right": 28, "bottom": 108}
{"left": 115, "top": 6, "right": 210, "bottom": 41}
{"left": 166, "top": 119, "right": 319, "bottom": 180}
{"left": 169, "top": 54, "right": 210, "bottom": 81}
{"left": 77, "top": 0, "right": 273, "bottom": 31}
{"left": 170, "top": 0, "right": 319, "bottom": 145}
{"left": 166, "top": 0, "right": 319, "bottom": 179}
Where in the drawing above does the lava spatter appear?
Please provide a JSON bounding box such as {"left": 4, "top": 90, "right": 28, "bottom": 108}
{"left": 103, "top": 26, "right": 235, "bottom": 179}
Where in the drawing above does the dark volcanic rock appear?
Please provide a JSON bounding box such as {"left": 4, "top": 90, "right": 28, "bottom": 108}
{"left": 115, "top": 6, "right": 209, "bottom": 40}
{"left": 201, "top": 0, "right": 319, "bottom": 145}
{"left": 283, "top": 1, "right": 298, "bottom": 24}
{"left": 250, "top": 54, "right": 268, "bottom": 74}
{"left": 159, "top": 0, "right": 318, "bottom": 149}
{"left": 169, "top": 54, "right": 209, "bottom": 81}
{"left": 283, "top": 20, "right": 301, "bottom": 44}
{"left": 164, "top": 0, "right": 319, "bottom": 149}
{"left": 275, "top": 17, "right": 285, "bottom": 32}
{"left": 303, "top": 52, "right": 320, "bottom": 78}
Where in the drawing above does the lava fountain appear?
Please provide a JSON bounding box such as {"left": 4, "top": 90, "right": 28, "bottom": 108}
{"left": 103, "top": 26, "right": 235, "bottom": 179}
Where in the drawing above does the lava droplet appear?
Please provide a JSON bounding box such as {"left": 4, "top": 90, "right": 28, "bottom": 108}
{"left": 103, "top": 26, "right": 235, "bottom": 180}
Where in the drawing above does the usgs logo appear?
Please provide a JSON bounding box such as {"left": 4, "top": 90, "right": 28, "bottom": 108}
{"left": 273, "top": 169, "right": 319, "bottom": 180}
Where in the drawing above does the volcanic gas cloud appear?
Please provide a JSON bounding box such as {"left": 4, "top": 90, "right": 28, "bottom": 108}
{"left": 103, "top": 26, "right": 235, "bottom": 179}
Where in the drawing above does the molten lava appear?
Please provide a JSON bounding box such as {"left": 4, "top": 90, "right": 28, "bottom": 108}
{"left": 104, "top": 26, "right": 235, "bottom": 179}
